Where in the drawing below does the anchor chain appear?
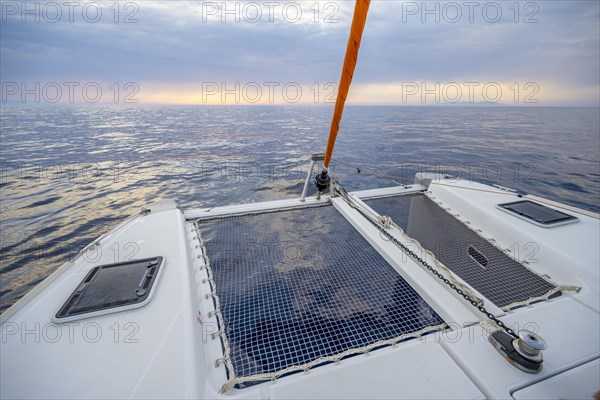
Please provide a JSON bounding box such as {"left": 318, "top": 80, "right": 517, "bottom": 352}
{"left": 335, "top": 184, "right": 518, "bottom": 339}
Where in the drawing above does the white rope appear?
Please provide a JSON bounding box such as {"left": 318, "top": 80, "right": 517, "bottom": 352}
{"left": 194, "top": 185, "right": 582, "bottom": 393}
{"left": 193, "top": 219, "right": 447, "bottom": 394}
{"left": 479, "top": 319, "right": 501, "bottom": 334}
{"left": 425, "top": 193, "right": 581, "bottom": 310}
{"left": 501, "top": 285, "right": 581, "bottom": 311}
{"left": 389, "top": 218, "right": 484, "bottom": 304}
{"left": 378, "top": 215, "right": 392, "bottom": 229}
{"left": 337, "top": 188, "right": 484, "bottom": 305}
{"left": 218, "top": 323, "right": 447, "bottom": 393}
{"left": 193, "top": 222, "right": 237, "bottom": 391}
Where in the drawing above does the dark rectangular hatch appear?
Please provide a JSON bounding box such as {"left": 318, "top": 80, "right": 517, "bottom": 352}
{"left": 54, "top": 256, "right": 164, "bottom": 322}
{"left": 498, "top": 200, "right": 578, "bottom": 227}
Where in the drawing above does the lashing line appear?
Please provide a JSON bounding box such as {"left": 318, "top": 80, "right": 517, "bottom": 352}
{"left": 333, "top": 183, "right": 521, "bottom": 339}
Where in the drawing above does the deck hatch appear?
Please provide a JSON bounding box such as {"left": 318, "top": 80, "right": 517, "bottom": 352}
{"left": 54, "top": 256, "right": 164, "bottom": 322}
{"left": 497, "top": 200, "right": 578, "bottom": 227}
{"left": 196, "top": 205, "right": 445, "bottom": 388}
{"left": 365, "top": 194, "right": 559, "bottom": 309}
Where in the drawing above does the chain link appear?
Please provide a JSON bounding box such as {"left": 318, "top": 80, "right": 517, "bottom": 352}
{"left": 337, "top": 187, "right": 518, "bottom": 339}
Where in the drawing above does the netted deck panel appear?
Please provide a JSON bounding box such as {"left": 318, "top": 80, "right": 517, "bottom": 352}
{"left": 366, "top": 194, "right": 558, "bottom": 308}
{"left": 197, "top": 205, "right": 445, "bottom": 387}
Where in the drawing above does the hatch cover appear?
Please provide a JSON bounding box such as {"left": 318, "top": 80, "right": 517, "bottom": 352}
{"left": 54, "top": 256, "right": 164, "bottom": 323}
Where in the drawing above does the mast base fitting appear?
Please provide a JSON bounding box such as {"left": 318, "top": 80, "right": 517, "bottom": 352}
{"left": 489, "top": 330, "right": 547, "bottom": 373}
{"left": 315, "top": 169, "right": 331, "bottom": 192}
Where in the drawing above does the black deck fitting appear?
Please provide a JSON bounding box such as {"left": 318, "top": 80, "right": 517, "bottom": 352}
{"left": 314, "top": 169, "right": 331, "bottom": 192}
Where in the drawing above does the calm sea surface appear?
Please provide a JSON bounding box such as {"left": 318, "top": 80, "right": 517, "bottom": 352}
{"left": 1, "top": 105, "right": 599, "bottom": 312}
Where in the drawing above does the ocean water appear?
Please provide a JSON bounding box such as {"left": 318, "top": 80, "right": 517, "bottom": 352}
{"left": 1, "top": 105, "right": 599, "bottom": 312}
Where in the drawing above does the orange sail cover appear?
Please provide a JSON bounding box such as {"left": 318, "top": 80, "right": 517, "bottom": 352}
{"left": 323, "top": 0, "right": 371, "bottom": 169}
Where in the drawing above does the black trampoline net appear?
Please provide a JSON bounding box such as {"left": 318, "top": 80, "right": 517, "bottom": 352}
{"left": 196, "top": 205, "right": 445, "bottom": 387}
{"left": 365, "top": 194, "right": 559, "bottom": 308}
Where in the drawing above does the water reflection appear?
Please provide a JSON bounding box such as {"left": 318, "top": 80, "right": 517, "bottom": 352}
{"left": 1, "top": 105, "right": 598, "bottom": 312}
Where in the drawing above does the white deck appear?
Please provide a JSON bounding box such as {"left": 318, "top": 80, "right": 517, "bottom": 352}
{"left": 1, "top": 178, "right": 598, "bottom": 399}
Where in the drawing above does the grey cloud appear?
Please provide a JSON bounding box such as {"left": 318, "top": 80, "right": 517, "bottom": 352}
{"left": 1, "top": 1, "right": 597, "bottom": 101}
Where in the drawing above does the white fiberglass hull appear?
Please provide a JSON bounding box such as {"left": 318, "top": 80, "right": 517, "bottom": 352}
{"left": 1, "top": 176, "right": 598, "bottom": 399}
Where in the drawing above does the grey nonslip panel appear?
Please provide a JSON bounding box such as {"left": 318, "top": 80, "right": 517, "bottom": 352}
{"left": 197, "top": 205, "right": 445, "bottom": 387}
{"left": 366, "top": 194, "right": 559, "bottom": 308}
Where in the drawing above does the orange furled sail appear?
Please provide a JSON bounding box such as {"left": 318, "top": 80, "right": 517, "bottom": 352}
{"left": 323, "top": 0, "right": 371, "bottom": 169}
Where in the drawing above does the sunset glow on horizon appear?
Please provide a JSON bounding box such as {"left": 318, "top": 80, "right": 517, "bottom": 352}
{"left": 1, "top": 1, "right": 598, "bottom": 106}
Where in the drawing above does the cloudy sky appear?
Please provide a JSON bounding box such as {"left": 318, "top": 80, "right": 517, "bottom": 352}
{"left": 1, "top": 0, "right": 598, "bottom": 105}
